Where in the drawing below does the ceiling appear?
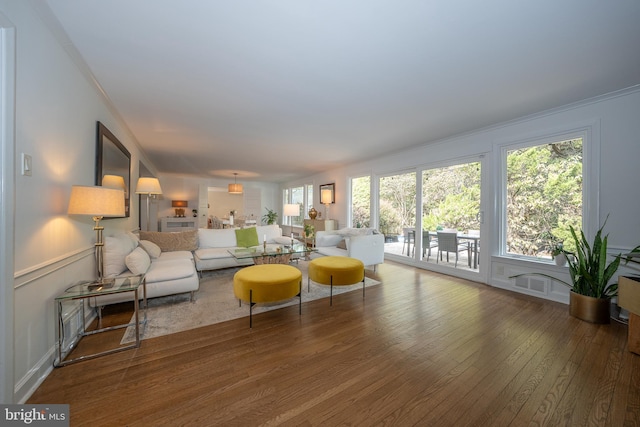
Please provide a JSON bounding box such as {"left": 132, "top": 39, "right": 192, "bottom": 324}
{"left": 43, "top": 0, "right": 640, "bottom": 183}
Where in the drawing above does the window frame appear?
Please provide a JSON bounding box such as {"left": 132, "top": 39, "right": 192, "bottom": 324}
{"left": 497, "top": 122, "right": 600, "bottom": 262}
{"left": 349, "top": 174, "right": 372, "bottom": 228}
{"left": 283, "top": 183, "right": 313, "bottom": 227}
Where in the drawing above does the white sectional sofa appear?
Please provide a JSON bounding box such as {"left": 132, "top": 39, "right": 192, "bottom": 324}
{"left": 194, "top": 224, "right": 292, "bottom": 274}
{"left": 314, "top": 228, "right": 385, "bottom": 271}
{"left": 95, "top": 224, "right": 380, "bottom": 306}
{"left": 93, "top": 231, "right": 200, "bottom": 306}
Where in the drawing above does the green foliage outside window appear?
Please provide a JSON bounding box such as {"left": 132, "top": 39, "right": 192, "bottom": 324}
{"left": 351, "top": 176, "right": 371, "bottom": 228}
{"left": 352, "top": 137, "right": 580, "bottom": 260}
{"left": 422, "top": 163, "right": 481, "bottom": 232}
{"left": 506, "top": 138, "right": 582, "bottom": 257}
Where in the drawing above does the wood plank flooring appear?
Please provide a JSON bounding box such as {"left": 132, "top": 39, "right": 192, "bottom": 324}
{"left": 29, "top": 261, "right": 640, "bottom": 426}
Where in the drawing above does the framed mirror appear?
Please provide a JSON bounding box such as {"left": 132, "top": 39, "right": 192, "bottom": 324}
{"left": 319, "top": 183, "right": 335, "bottom": 204}
{"left": 96, "top": 121, "right": 131, "bottom": 217}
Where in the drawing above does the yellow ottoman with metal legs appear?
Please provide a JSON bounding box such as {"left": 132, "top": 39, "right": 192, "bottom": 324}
{"left": 308, "top": 256, "right": 365, "bottom": 305}
{"left": 233, "top": 264, "right": 302, "bottom": 328}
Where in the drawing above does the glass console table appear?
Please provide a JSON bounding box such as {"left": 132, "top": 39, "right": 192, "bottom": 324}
{"left": 54, "top": 274, "right": 146, "bottom": 367}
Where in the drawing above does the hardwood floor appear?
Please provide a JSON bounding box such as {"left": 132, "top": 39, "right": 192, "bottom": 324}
{"left": 29, "top": 262, "right": 640, "bottom": 426}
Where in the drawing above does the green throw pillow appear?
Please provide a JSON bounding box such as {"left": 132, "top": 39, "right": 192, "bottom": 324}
{"left": 235, "top": 227, "right": 259, "bottom": 248}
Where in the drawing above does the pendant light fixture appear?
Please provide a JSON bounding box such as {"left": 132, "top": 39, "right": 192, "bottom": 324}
{"left": 228, "top": 172, "right": 243, "bottom": 194}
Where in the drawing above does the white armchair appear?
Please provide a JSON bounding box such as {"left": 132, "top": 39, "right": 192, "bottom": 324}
{"left": 315, "top": 229, "right": 385, "bottom": 271}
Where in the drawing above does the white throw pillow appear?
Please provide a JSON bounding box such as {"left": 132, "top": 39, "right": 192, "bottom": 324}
{"left": 139, "top": 240, "right": 162, "bottom": 259}
{"left": 335, "top": 228, "right": 372, "bottom": 237}
{"left": 104, "top": 234, "right": 138, "bottom": 277}
{"left": 125, "top": 247, "right": 151, "bottom": 275}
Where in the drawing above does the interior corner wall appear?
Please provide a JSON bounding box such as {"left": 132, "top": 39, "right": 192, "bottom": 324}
{"left": 0, "top": 1, "right": 154, "bottom": 402}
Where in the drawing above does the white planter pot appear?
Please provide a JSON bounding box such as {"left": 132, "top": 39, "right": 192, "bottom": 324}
{"left": 554, "top": 253, "right": 567, "bottom": 266}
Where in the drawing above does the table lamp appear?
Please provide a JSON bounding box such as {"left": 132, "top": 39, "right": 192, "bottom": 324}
{"left": 172, "top": 200, "right": 188, "bottom": 217}
{"left": 321, "top": 189, "right": 332, "bottom": 219}
{"left": 68, "top": 185, "right": 125, "bottom": 283}
{"left": 284, "top": 203, "right": 299, "bottom": 244}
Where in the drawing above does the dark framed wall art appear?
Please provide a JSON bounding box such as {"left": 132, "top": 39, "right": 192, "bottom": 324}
{"left": 96, "top": 121, "right": 131, "bottom": 217}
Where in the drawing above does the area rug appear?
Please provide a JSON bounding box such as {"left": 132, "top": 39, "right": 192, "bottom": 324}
{"left": 121, "top": 261, "right": 380, "bottom": 342}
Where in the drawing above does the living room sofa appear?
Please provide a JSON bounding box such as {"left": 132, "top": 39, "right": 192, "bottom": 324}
{"left": 194, "top": 224, "right": 292, "bottom": 274}
{"left": 93, "top": 231, "right": 200, "bottom": 306}
{"left": 314, "top": 228, "right": 385, "bottom": 271}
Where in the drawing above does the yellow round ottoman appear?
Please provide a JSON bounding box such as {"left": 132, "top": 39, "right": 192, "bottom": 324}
{"left": 308, "top": 256, "right": 365, "bottom": 305}
{"left": 233, "top": 264, "right": 302, "bottom": 328}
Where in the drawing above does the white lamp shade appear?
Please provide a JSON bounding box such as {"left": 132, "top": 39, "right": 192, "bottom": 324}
{"left": 284, "top": 204, "right": 299, "bottom": 217}
{"left": 321, "top": 189, "right": 333, "bottom": 205}
{"left": 102, "top": 174, "right": 126, "bottom": 190}
{"left": 67, "top": 185, "right": 125, "bottom": 217}
{"left": 135, "top": 177, "right": 163, "bottom": 194}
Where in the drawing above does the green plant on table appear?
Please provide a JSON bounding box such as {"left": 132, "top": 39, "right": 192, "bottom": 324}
{"left": 262, "top": 208, "right": 278, "bottom": 225}
{"left": 304, "top": 223, "right": 315, "bottom": 238}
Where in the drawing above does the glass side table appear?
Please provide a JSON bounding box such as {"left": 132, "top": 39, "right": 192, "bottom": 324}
{"left": 54, "top": 274, "right": 147, "bottom": 367}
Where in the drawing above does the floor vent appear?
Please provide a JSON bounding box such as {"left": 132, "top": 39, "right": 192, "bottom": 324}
{"left": 513, "top": 275, "right": 547, "bottom": 295}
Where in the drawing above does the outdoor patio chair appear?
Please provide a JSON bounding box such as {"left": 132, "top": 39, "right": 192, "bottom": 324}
{"left": 436, "top": 231, "right": 470, "bottom": 267}
{"left": 402, "top": 227, "right": 415, "bottom": 256}
{"left": 423, "top": 231, "right": 439, "bottom": 260}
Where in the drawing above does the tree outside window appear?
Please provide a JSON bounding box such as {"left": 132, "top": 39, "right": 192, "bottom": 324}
{"left": 379, "top": 172, "right": 416, "bottom": 238}
{"left": 351, "top": 176, "right": 371, "bottom": 228}
{"left": 422, "top": 162, "right": 481, "bottom": 232}
{"left": 506, "top": 138, "right": 583, "bottom": 258}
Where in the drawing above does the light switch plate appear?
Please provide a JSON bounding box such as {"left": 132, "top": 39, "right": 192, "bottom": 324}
{"left": 22, "top": 153, "right": 32, "bottom": 176}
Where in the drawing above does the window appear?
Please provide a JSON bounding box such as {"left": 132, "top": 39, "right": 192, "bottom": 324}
{"left": 504, "top": 137, "right": 583, "bottom": 259}
{"left": 306, "top": 185, "right": 314, "bottom": 220}
{"left": 283, "top": 184, "right": 313, "bottom": 227}
{"left": 290, "top": 186, "right": 304, "bottom": 227}
{"left": 350, "top": 175, "right": 371, "bottom": 228}
{"left": 421, "top": 161, "right": 481, "bottom": 269}
{"left": 378, "top": 171, "right": 416, "bottom": 253}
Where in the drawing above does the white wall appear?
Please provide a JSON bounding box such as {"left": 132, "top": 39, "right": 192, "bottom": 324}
{"left": 0, "top": 0, "right": 157, "bottom": 402}
{"left": 283, "top": 87, "right": 640, "bottom": 302}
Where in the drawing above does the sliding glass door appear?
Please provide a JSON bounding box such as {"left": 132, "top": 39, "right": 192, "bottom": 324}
{"left": 419, "top": 161, "right": 481, "bottom": 271}
{"left": 376, "top": 160, "right": 482, "bottom": 274}
{"left": 379, "top": 171, "right": 417, "bottom": 255}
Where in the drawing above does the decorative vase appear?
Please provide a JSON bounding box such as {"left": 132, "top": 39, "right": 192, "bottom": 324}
{"left": 569, "top": 291, "right": 610, "bottom": 324}
{"left": 308, "top": 208, "right": 318, "bottom": 220}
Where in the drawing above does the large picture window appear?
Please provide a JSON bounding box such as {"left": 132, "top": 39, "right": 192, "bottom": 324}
{"left": 504, "top": 137, "right": 583, "bottom": 259}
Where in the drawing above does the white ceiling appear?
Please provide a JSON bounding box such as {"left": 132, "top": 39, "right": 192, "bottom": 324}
{"left": 43, "top": 0, "right": 640, "bottom": 183}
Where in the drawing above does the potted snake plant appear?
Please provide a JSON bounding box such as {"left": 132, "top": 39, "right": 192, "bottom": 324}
{"left": 512, "top": 219, "right": 639, "bottom": 323}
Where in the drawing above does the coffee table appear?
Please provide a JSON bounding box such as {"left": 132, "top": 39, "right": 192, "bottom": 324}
{"left": 228, "top": 243, "right": 316, "bottom": 265}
